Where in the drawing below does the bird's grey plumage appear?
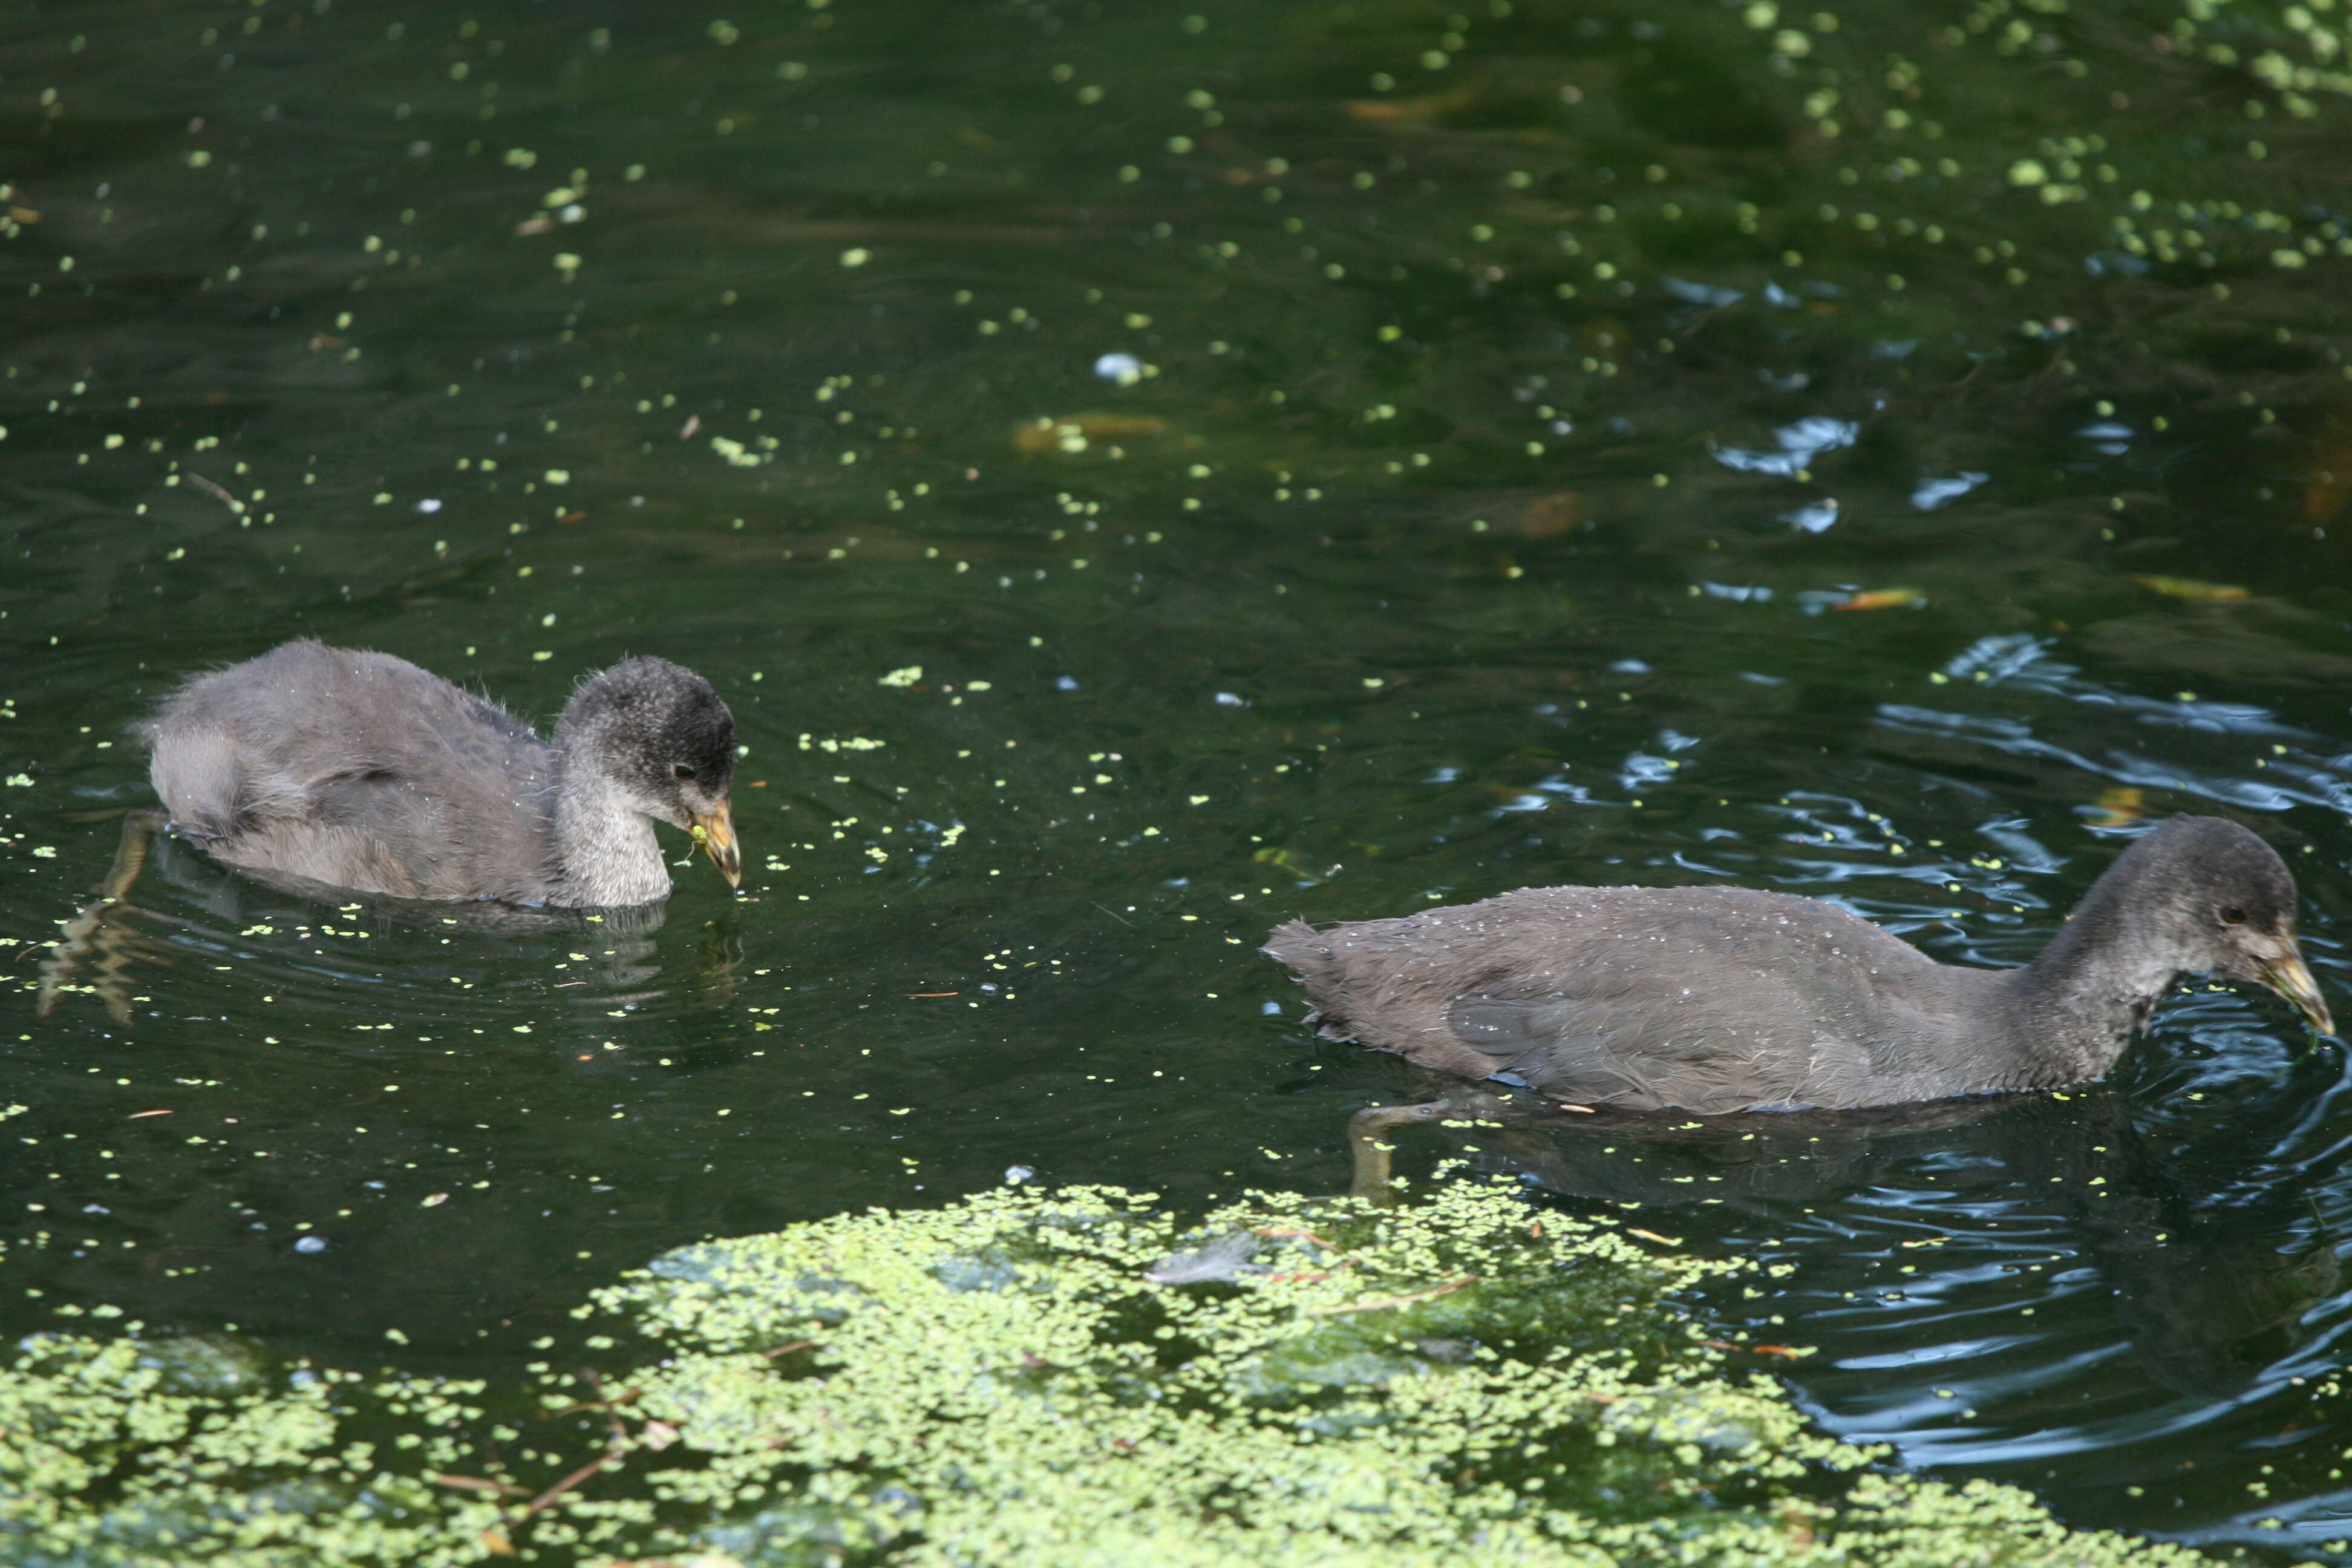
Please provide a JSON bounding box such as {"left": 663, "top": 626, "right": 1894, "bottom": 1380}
{"left": 1264, "top": 817, "right": 2331, "bottom": 1114}
{"left": 139, "top": 639, "right": 740, "bottom": 908}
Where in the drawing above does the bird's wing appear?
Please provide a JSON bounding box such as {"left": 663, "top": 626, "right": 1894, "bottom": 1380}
{"left": 1269, "top": 887, "right": 1967, "bottom": 1112}
{"left": 1443, "top": 968, "right": 1868, "bottom": 1112}
{"left": 148, "top": 642, "right": 556, "bottom": 900}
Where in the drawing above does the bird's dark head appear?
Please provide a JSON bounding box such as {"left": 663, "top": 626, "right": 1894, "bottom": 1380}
{"left": 2111, "top": 815, "right": 2330, "bottom": 1034}
{"left": 558, "top": 656, "right": 740, "bottom": 886}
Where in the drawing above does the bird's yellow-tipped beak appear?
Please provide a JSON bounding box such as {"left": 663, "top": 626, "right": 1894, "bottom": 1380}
{"left": 2262, "top": 946, "right": 2334, "bottom": 1037}
{"left": 690, "top": 799, "right": 742, "bottom": 889}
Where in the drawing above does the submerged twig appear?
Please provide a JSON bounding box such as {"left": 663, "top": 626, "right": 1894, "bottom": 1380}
{"left": 511, "top": 1368, "right": 636, "bottom": 1529}
{"left": 515, "top": 1449, "right": 621, "bottom": 1523}
{"left": 1302, "top": 1276, "right": 1476, "bottom": 1317}
{"left": 180, "top": 471, "right": 247, "bottom": 515}
{"left": 425, "top": 1471, "right": 531, "bottom": 1498}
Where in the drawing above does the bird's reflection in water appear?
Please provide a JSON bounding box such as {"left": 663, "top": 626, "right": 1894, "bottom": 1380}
{"left": 36, "top": 813, "right": 739, "bottom": 1024}
{"left": 1350, "top": 1081, "right": 2337, "bottom": 1400}
{"left": 37, "top": 810, "right": 172, "bottom": 1024}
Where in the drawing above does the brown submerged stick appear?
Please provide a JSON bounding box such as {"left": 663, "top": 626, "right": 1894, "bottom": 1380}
{"left": 425, "top": 1471, "right": 531, "bottom": 1498}
{"left": 1302, "top": 1276, "right": 1476, "bottom": 1317}
{"left": 509, "top": 1368, "right": 636, "bottom": 1528}
{"left": 1252, "top": 1226, "right": 1346, "bottom": 1252}
{"left": 181, "top": 471, "right": 247, "bottom": 515}
{"left": 515, "top": 1449, "right": 622, "bottom": 1523}
{"left": 583, "top": 1368, "right": 633, "bottom": 1445}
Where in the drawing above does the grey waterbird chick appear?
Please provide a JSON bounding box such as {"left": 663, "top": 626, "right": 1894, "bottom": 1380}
{"left": 140, "top": 639, "right": 740, "bottom": 907}
{"left": 1266, "top": 816, "right": 2331, "bottom": 1114}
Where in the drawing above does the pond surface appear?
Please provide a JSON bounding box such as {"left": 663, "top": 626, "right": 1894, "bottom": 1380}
{"left": 8, "top": 0, "right": 2352, "bottom": 1555}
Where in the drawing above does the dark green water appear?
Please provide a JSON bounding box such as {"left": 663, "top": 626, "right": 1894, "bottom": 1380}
{"left": 8, "top": 0, "right": 2352, "bottom": 1555}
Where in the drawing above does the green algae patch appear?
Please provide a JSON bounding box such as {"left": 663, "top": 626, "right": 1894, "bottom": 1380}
{"left": 0, "top": 1180, "right": 2278, "bottom": 1566}
{"left": 0, "top": 1330, "right": 506, "bottom": 1566}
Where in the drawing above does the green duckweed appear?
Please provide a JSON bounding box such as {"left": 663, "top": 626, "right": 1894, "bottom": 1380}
{"left": 1, "top": 1177, "right": 2297, "bottom": 1566}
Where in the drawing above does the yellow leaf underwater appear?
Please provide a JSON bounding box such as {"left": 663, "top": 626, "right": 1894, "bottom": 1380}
{"left": 1252, "top": 846, "right": 1330, "bottom": 883}
{"left": 1012, "top": 413, "right": 1178, "bottom": 457}
{"left": 1832, "top": 588, "right": 1927, "bottom": 612}
{"left": 2130, "top": 574, "right": 2247, "bottom": 602}
{"left": 2305, "top": 408, "right": 2352, "bottom": 523}
{"left": 2085, "top": 787, "right": 2146, "bottom": 827}
{"left": 1344, "top": 85, "right": 1483, "bottom": 124}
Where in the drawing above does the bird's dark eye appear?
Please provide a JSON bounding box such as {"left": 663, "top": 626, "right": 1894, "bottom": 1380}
{"left": 673, "top": 764, "right": 696, "bottom": 781}
{"left": 2220, "top": 906, "right": 2247, "bottom": 926}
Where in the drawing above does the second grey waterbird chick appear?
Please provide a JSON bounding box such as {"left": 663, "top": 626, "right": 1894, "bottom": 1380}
{"left": 140, "top": 639, "right": 740, "bottom": 907}
{"left": 1265, "top": 817, "right": 2331, "bottom": 1114}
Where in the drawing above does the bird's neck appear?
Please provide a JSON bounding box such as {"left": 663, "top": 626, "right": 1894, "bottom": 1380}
{"left": 2006, "top": 875, "right": 2181, "bottom": 1084}
{"left": 547, "top": 759, "right": 670, "bottom": 907}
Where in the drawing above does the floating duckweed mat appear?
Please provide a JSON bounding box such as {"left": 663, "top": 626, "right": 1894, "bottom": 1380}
{"left": 1, "top": 1179, "right": 2279, "bottom": 1567}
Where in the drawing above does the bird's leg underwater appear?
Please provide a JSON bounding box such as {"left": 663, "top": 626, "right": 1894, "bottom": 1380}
{"left": 1348, "top": 1101, "right": 1448, "bottom": 1205}
{"left": 38, "top": 810, "right": 171, "bottom": 1026}
{"left": 1347, "top": 1087, "right": 1606, "bottom": 1203}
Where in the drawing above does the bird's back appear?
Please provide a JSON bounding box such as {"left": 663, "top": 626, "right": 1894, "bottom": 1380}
{"left": 140, "top": 639, "right": 558, "bottom": 901}
{"left": 1266, "top": 884, "right": 2014, "bottom": 1112}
